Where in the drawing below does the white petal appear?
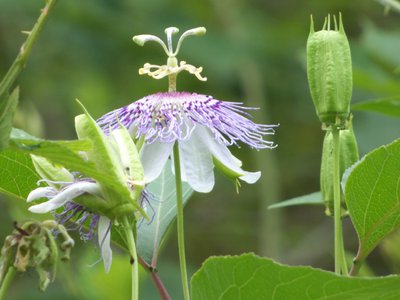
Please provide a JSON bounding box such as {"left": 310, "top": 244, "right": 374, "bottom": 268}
{"left": 98, "top": 216, "right": 112, "bottom": 273}
{"left": 27, "top": 187, "right": 56, "bottom": 202}
{"left": 198, "top": 127, "right": 261, "bottom": 184}
{"left": 140, "top": 140, "right": 174, "bottom": 182}
{"left": 239, "top": 170, "right": 261, "bottom": 184}
{"left": 178, "top": 127, "right": 215, "bottom": 193}
{"left": 28, "top": 182, "right": 101, "bottom": 214}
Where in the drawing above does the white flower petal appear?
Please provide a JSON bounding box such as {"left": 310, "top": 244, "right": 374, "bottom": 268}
{"left": 140, "top": 140, "right": 174, "bottom": 182}
{"left": 239, "top": 170, "right": 261, "bottom": 184}
{"left": 198, "top": 127, "right": 261, "bottom": 184}
{"left": 98, "top": 216, "right": 112, "bottom": 273}
{"left": 27, "top": 187, "right": 56, "bottom": 202}
{"left": 178, "top": 127, "right": 215, "bottom": 193}
{"left": 28, "top": 182, "right": 101, "bottom": 214}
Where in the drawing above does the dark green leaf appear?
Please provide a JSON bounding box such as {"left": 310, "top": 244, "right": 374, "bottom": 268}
{"left": 0, "top": 149, "right": 40, "bottom": 199}
{"left": 268, "top": 192, "right": 323, "bottom": 210}
{"left": 191, "top": 253, "right": 400, "bottom": 300}
{"left": 344, "top": 138, "right": 400, "bottom": 262}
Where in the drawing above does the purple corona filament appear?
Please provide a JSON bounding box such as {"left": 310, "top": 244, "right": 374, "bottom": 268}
{"left": 97, "top": 92, "right": 277, "bottom": 149}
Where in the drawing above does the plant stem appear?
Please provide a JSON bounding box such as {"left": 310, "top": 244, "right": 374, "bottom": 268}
{"left": 349, "top": 257, "right": 362, "bottom": 276}
{"left": 173, "top": 143, "right": 190, "bottom": 300}
{"left": 0, "top": 0, "right": 57, "bottom": 98}
{"left": 0, "top": 267, "right": 16, "bottom": 300}
{"left": 168, "top": 60, "right": 190, "bottom": 300}
{"left": 121, "top": 216, "right": 139, "bottom": 300}
{"left": 150, "top": 269, "right": 172, "bottom": 300}
{"left": 138, "top": 258, "right": 172, "bottom": 300}
{"left": 332, "top": 126, "right": 348, "bottom": 275}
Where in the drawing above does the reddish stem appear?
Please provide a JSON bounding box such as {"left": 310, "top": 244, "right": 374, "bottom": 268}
{"left": 139, "top": 257, "right": 171, "bottom": 300}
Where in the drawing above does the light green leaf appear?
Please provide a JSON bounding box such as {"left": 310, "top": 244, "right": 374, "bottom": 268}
{"left": 191, "top": 253, "right": 400, "bottom": 300}
{"left": 352, "top": 97, "right": 400, "bottom": 117}
{"left": 268, "top": 192, "right": 323, "bottom": 210}
{"left": 0, "top": 149, "right": 40, "bottom": 199}
{"left": 0, "top": 88, "right": 19, "bottom": 150}
{"left": 344, "top": 138, "right": 400, "bottom": 263}
{"left": 137, "top": 160, "right": 193, "bottom": 267}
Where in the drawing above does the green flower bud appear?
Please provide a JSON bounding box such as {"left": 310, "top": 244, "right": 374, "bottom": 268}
{"left": 307, "top": 14, "right": 352, "bottom": 126}
{"left": 320, "top": 119, "right": 359, "bottom": 215}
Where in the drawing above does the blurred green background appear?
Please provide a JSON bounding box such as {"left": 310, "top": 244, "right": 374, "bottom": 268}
{"left": 1, "top": 0, "right": 400, "bottom": 299}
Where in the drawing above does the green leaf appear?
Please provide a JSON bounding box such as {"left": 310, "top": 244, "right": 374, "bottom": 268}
{"left": 268, "top": 192, "right": 323, "bottom": 210}
{"left": 0, "top": 88, "right": 19, "bottom": 150}
{"left": 344, "top": 138, "right": 400, "bottom": 263}
{"left": 9, "top": 128, "right": 118, "bottom": 189}
{"left": 352, "top": 97, "right": 400, "bottom": 117}
{"left": 137, "top": 160, "right": 193, "bottom": 267}
{"left": 0, "top": 149, "right": 40, "bottom": 199}
{"left": 191, "top": 253, "right": 400, "bottom": 300}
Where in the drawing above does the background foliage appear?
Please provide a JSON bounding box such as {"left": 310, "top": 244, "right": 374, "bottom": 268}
{"left": 1, "top": 0, "right": 400, "bottom": 298}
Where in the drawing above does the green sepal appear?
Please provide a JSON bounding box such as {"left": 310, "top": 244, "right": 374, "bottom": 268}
{"left": 213, "top": 156, "right": 242, "bottom": 180}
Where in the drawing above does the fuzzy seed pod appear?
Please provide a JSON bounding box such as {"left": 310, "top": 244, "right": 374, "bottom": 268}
{"left": 307, "top": 14, "right": 352, "bottom": 126}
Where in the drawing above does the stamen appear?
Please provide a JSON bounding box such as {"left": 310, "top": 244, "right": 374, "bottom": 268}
{"left": 164, "top": 27, "right": 179, "bottom": 54}
{"left": 174, "top": 27, "right": 206, "bottom": 56}
{"left": 132, "top": 34, "right": 170, "bottom": 56}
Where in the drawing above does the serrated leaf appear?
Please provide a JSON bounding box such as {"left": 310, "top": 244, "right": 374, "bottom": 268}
{"left": 268, "top": 192, "right": 323, "bottom": 210}
{"left": 0, "top": 149, "right": 40, "bottom": 199}
{"left": 191, "top": 253, "right": 400, "bottom": 300}
{"left": 344, "top": 138, "right": 400, "bottom": 263}
{"left": 352, "top": 97, "right": 400, "bottom": 117}
{"left": 0, "top": 88, "right": 19, "bottom": 150}
{"left": 137, "top": 160, "right": 193, "bottom": 267}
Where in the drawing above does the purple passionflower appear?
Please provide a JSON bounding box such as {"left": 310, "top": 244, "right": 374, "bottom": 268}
{"left": 27, "top": 112, "right": 149, "bottom": 273}
{"left": 27, "top": 177, "right": 114, "bottom": 272}
{"left": 97, "top": 91, "right": 277, "bottom": 193}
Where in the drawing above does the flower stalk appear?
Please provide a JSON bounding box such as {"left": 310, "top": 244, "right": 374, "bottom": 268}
{"left": 167, "top": 33, "right": 190, "bottom": 298}
{"left": 121, "top": 216, "right": 139, "bottom": 300}
{"left": 173, "top": 142, "right": 190, "bottom": 300}
{"left": 332, "top": 125, "right": 348, "bottom": 275}
{"left": 0, "top": 267, "right": 16, "bottom": 300}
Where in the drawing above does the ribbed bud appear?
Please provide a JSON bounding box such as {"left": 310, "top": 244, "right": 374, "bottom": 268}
{"left": 320, "top": 120, "right": 359, "bottom": 215}
{"left": 307, "top": 14, "right": 352, "bottom": 126}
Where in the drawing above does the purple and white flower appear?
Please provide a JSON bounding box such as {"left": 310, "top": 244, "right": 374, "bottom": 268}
{"left": 27, "top": 177, "right": 114, "bottom": 272}
{"left": 97, "top": 91, "right": 277, "bottom": 193}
